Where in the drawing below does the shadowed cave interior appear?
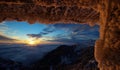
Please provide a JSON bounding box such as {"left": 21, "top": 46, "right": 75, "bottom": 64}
{"left": 0, "top": 0, "right": 120, "bottom": 70}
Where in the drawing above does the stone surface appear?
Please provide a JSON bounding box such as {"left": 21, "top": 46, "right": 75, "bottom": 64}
{"left": 95, "top": 0, "right": 120, "bottom": 70}
{"left": 0, "top": 0, "right": 99, "bottom": 24}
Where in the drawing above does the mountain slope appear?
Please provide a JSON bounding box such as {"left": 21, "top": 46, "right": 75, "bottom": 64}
{"left": 31, "top": 45, "right": 99, "bottom": 70}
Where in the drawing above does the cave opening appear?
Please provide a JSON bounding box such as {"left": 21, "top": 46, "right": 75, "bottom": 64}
{"left": 0, "top": 20, "right": 100, "bottom": 70}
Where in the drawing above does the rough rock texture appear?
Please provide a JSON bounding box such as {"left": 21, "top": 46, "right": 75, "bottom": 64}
{"left": 0, "top": 0, "right": 99, "bottom": 24}
{"left": 95, "top": 0, "right": 120, "bottom": 70}
{"left": 0, "top": 0, "right": 120, "bottom": 70}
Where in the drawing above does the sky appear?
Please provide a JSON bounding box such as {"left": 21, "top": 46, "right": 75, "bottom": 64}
{"left": 0, "top": 21, "right": 99, "bottom": 45}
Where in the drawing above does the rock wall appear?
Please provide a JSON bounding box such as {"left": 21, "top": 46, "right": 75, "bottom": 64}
{"left": 95, "top": 0, "right": 120, "bottom": 70}
{"left": 0, "top": 0, "right": 99, "bottom": 24}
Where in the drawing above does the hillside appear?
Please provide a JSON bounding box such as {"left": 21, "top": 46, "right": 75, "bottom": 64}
{"left": 31, "top": 45, "right": 99, "bottom": 70}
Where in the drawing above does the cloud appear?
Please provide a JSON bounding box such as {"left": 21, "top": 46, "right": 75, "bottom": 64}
{"left": 27, "top": 34, "right": 42, "bottom": 39}
{"left": 0, "top": 35, "right": 15, "bottom": 41}
{"left": 0, "top": 22, "right": 9, "bottom": 36}
{"left": 0, "top": 22, "right": 8, "bottom": 31}
{"left": 47, "top": 24, "right": 99, "bottom": 44}
{"left": 0, "top": 22, "right": 20, "bottom": 43}
{"left": 52, "top": 23, "right": 99, "bottom": 40}
{"left": 0, "top": 21, "right": 18, "bottom": 35}
{"left": 0, "top": 34, "right": 20, "bottom": 44}
{"left": 0, "top": 21, "right": 6, "bottom": 25}
{"left": 27, "top": 23, "right": 99, "bottom": 44}
{"left": 27, "top": 25, "right": 55, "bottom": 39}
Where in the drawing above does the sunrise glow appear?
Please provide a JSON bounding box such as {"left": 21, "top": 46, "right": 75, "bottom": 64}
{"left": 0, "top": 21, "right": 99, "bottom": 45}
{"left": 28, "top": 40, "right": 35, "bottom": 45}
{"left": 26, "top": 38, "right": 40, "bottom": 46}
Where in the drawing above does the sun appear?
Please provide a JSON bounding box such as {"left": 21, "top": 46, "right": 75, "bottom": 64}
{"left": 28, "top": 40, "right": 35, "bottom": 45}
{"left": 27, "top": 38, "right": 39, "bottom": 46}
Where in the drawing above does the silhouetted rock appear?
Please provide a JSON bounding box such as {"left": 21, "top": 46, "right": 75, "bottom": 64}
{"left": 31, "top": 45, "right": 99, "bottom": 70}
{"left": 0, "top": 57, "right": 28, "bottom": 70}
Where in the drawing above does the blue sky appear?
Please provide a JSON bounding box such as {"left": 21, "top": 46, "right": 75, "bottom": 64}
{"left": 0, "top": 21, "right": 99, "bottom": 44}
{"left": 0, "top": 21, "right": 46, "bottom": 40}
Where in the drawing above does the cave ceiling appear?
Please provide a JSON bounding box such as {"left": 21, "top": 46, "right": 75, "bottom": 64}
{"left": 0, "top": 0, "right": 100, "bottom": 25}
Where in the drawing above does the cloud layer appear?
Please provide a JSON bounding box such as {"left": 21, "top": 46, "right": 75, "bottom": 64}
{"left": 27, "top": 25, "right": 55, "bottom": 39}
{"left": 0, "top": 35, "right": 15, "bottom": 41}
{"left": 27, "top": 23, "right": 99, "bottom": 44}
